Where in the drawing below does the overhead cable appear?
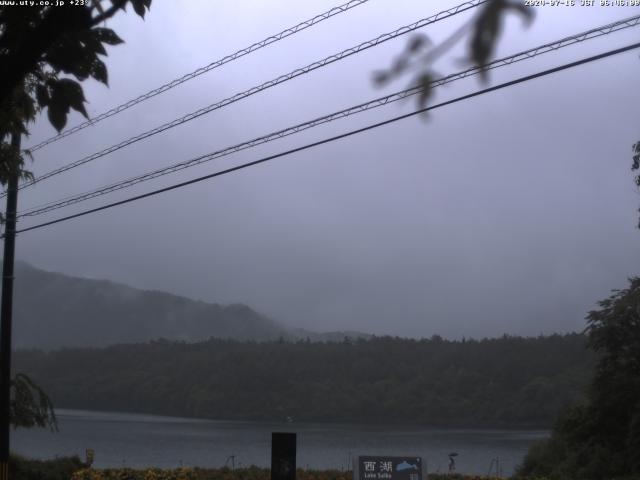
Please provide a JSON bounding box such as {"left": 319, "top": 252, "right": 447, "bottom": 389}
{"left": 10, "top": 0, "right": 486, "bottom": 196}
{"left": 18, "top": 14, "right": 640, "bottom": 219}
{"left": 12, "top": 41, "right": 640, "bottom": 237}
{"left": 26, "top": 0, "right": 375, "bottom": 153}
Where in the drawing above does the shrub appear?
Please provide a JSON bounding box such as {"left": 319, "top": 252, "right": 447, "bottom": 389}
{"left": 10, "top": 454, "right": 84, "bottom": 480}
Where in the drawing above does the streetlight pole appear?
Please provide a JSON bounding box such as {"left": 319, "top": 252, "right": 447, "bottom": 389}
{"left": 0, "top": 131, "right": 21, "bottom": 480}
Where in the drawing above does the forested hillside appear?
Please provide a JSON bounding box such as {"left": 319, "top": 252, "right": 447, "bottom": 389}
{"left": 14, "top": 334, "right": 593, "bottom": 427}
{"left": 12, "top": 261, "right": 368, "bottom": 348}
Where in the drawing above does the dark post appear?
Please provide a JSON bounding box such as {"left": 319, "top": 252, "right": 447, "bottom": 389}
{"left": 0, "top": 132, "right": 20, "bottom": 480}
{"left": 271, "top": 432, "right": 296, "bottom": 480}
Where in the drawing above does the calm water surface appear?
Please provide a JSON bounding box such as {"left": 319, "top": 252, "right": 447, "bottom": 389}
{"left": 13, "top": 409, "right": 548, "bottom": 476}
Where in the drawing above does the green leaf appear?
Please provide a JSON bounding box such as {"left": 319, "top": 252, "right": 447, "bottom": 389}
{"left": 372, "top": 70, "right": 390, "bottom": 86}
{"left": 51, "top": 79, "right": 88, "bottom": 118}
{"left": 506, "top": 1, "right": 534, "bottom": 24}
{"left": 45, "top": 78, "right": 88, "bottom": 131}
{"left": 10, "top": 373, "right": 58, "bottom": 432}
{"left": 35, "top": 84, "right": 50, "bottom": 107}
{"left": 93, "top": 27, "right": 124, "bottom": 45}
{"left": 90, "top": 58, "right": 108, "bottom": 85}
{"left": 129, "top": 0, "right": 149, "bottom": 18}
{"left": 416, "top": 73, "right": 434, "bottom": 109}
{"left": 82, "top": 29, "right": 107, "bottom": 55}
{"left": 22, "top": 148, "right": 34, "bottom": 163}
{"left": 108, "top": 0, "right": 127, "bottom": 11}
{"left": 47, "top": 103, "right": 68, "bottom": 132}
{"left": 406, "top": 34, "right": 429, "bottom": 54}
{"left": 470, "top": 0, "right": 534, "bottom": 81}
{"left": 391, "top": 56, "right": 408, "bottom": 74}
{"left": 45, "top": 39, "right": 96, "bottom": 80}
{"left": 92, "top": 0, "right": 106, "bottom": 17}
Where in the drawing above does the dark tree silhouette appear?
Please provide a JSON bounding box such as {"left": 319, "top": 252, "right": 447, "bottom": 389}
{"left": 0, "top": 0, "right": 153, "bottom": 431}
{"left": 0, "top": 0, "right": 152, "bottom": 181}
{"left": 9, "top": 374, "right": 56, "bottom": 431}
{"left": 517, "top": 278, "right": 640, "bottom": 479}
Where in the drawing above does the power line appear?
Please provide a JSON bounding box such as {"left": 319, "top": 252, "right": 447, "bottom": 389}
{"left": 11, "top": 41, "right": 640, "bottom": 237}
{"left": 10, "top": 0, "right": 486, "bottom": 196}
{"left": 25, "top": 0, "right": 374, "bottom": 153}
{"left": 18, "top": 14, "right": 640, "bottom": 219}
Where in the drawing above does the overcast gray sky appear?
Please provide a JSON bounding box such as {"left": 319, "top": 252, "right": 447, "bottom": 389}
{"left": 13, "top": 0, "right": 640, "bottom": 339}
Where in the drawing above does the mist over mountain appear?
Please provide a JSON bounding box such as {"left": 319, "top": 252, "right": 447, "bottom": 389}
{"left": 11, "top": 261, "right": 369, "bottom": 349}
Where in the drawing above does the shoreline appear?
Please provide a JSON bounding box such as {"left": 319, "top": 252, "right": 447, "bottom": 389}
{"left": 52, "top": 408, "right": 555, "bottom": 432}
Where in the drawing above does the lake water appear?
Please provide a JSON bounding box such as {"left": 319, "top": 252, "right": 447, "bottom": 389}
{"left": 13, "top": 409, "right": 548, "bottom": 476}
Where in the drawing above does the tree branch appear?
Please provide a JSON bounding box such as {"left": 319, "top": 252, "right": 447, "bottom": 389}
{"left": 0, "top": 7, "right": 83, "bottom": 109}
{"left": 90, "top": 0, "right": 128, "bottom": 27}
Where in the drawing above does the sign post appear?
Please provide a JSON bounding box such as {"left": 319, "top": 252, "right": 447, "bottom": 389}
{"left": 271, "top": 432, "right": 296, "bottom": 480}
{"left": 356, "top": 456, "right": 422, "bottom": 480}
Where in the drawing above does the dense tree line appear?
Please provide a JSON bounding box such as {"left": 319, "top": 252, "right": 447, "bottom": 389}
{"left": 14, "top": 334, "right": 592, "bottom": 428}
{"left": 516, "top": 278, "right": 640, "bottom": 479}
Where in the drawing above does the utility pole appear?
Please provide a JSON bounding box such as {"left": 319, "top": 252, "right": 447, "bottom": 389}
{"left": 0, "top": 132, "right": 20, "bottom": 480}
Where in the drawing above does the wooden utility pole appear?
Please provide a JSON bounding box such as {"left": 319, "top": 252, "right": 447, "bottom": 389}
{"left": 0, "top": 132, "right": 20, "bottom": 480}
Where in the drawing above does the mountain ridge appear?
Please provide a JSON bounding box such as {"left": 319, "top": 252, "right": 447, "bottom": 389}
{"left": 11, "top": 260, "right": 370, "bottom": 349}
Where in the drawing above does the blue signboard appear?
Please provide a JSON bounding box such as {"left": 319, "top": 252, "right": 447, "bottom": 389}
{"left": 357, "top": 456, "right": 422, "bottom": 480}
